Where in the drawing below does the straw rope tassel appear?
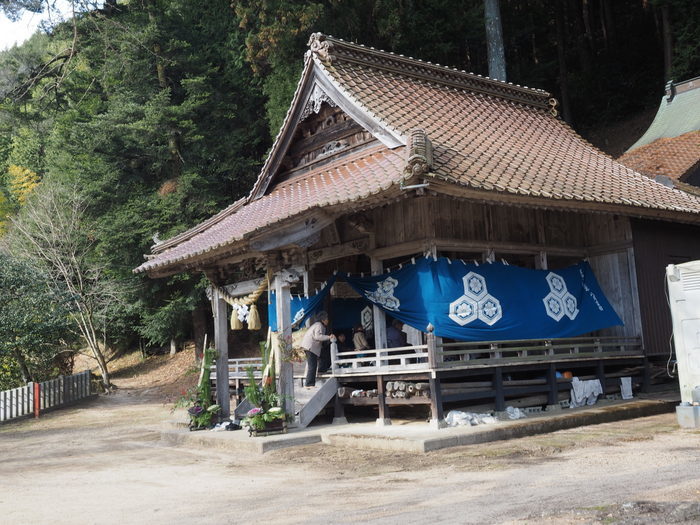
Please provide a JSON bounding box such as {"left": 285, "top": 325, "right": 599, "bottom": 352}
{"left": 247, "top": 304, "right": 261, "bottom": 330}
{"left": 230, "top": 307, "right": 243, "bottom": 330}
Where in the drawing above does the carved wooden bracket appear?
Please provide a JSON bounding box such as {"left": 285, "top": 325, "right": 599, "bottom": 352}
{"left": 277, "top": 268, "right": 301, "bottom": 285}
{"left": 300, "top": 84, "right": 337, "bottom": 122}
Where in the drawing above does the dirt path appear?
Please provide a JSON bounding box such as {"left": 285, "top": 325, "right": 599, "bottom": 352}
{"left": 1, "top": 388, "right": 700, "bottom": 525}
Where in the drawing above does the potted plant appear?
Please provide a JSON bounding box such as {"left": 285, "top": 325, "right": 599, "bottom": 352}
{"left": 241, "top": 366, "right": 288, "bottom": 437}
{"left": 175, "top": 347, "right": 221, "bottom": 430}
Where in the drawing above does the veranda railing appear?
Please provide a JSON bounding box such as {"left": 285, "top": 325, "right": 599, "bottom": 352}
{"left": 214, "top": 336, "right": 642, "bottom": 379}
{"left": 435, "top": 336, "right": 643, "bottom": 368}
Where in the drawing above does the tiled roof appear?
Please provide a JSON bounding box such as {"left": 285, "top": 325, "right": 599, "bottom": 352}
{"left": 618, "top": 131, "right": 700, "bottom": 180}
{"left": 318, "top": 37, "right": 700, "bottom": 212}
{"left": 135, "top": 34, "right": 700, "bottom": 276}
{"left": 135, "top": 145, "right": 405, "bottom": 274}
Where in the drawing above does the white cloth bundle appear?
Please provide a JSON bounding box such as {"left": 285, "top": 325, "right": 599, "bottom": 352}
{"left": 570, "top": 377, "right": 603, "bottom": 408}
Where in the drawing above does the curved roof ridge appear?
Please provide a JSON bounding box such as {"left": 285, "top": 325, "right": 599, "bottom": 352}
{"left": 310, "top": 33, "right": 554, "bottom": 110}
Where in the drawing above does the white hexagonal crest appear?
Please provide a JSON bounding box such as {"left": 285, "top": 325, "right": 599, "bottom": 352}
{"left": 543, "top": 293, "right": 565, "bottom": 321}
{"left": 463, "top": 272, "right": 488, "bottom": 300}
{"left": 449, "top": 296, "right": 478, "bottom": 326}
{"left": 545, "top": 272, "right": 567, "bottom": 297}
{"left": 563, "top": 292, "right": 579, "bottom": 320}
{"left": 478, "top": 295, "right": 502, "bottom": 326}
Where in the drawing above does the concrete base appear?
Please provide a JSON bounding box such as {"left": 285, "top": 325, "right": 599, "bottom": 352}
{"left": 161, "top": 428, "right": 322, "bottom": 454}
{"left": 429, "top": 418, "right": 447, "bottom": 430}
{"left": 161, "top": 397, "right": 677, "bottom": 455}
{"left": 545, "top": 404, "right": 562, "bottom": 413}
{"left": 332, "top": 417, "right": 348, "bottom": 425}
{"left": 676, "top": 405, "right": 700, "bottom": 428}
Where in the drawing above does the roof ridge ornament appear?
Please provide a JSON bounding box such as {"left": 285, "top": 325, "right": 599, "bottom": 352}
{"left": 307, "top": 32, "right": 333, "bottom": 63}
{"left": 665, "top": 79, "right": 676, "bottom": 103}
{"left": 404, "top": 129, "right": 433, "bottom": 178}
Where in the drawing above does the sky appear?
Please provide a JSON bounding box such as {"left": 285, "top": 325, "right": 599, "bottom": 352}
{"left": 0, "top": 1, "right": 74, "bottom": 51}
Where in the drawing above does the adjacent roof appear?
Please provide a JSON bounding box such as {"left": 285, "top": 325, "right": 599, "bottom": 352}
{"left": 618, "top": 130, "right": 700, "bottom": 180}
{"left": 135, "top": 35, "right": 700, "bottom": 276}
{"left": 619, "top": 78, "right": 700, "bottom": 182}
{"left": 626, "top": 77, "right": 700, "bottom": 151}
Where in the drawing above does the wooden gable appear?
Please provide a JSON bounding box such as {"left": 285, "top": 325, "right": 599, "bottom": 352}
{"left": 271, "top": 102, "right": 377, "bottom": 189}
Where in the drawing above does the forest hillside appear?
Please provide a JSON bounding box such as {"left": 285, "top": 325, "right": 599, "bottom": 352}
{"left": 0, "top": 0, "right": 698, "bottom": 389}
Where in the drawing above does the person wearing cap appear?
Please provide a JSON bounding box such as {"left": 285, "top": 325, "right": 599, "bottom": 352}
{"left": 300, "top": 311, "right": 335, "bottom": 387}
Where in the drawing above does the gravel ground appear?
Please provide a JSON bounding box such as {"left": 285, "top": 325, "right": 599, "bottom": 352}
{"left": 1, "top": 386, "right": 699, "bottom": 525}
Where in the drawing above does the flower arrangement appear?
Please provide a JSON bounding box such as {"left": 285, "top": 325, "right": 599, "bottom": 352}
{"left": 174, "top": 347, "right": 220, "bottom": 430}
{"left": 241, "top": 365, "right": 287, "bottom": 433}
{"left": 243, "top": 404, "right": 286, "bottom": 431}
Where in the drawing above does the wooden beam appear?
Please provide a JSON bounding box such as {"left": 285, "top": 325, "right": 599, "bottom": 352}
{"left": 308, "top": 237, "right": 370, "bottom": 265}
{"left": 586, "top": 240, "right": 634, "bottom": 256}
{"left": 370, "top": 237, "right": 587, "bottom": 261}
{"left": 213, "top": 290, "right": 231, "bottom": 418}
{"left": 428, "top": 178, "right": 700, "bottom": 226}
{"left": 250, "top": 214, "right": 334, "bottom": 252}
{"left": 210, "top": 251, "right": 263, "bottom": 268}
{"left": 222, "top": 277, "right": 266, "bottom": 298}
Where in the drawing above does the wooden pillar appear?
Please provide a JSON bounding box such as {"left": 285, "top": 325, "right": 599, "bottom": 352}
{"left": 330, "top": 340, "right": 338, "bottom": 374}
{"left": 642, "top": 357, "right": 651, "bottom": 393}
{"left": 494, "top": 367, "right": 505, "bottom": 411}
{"left": 596, "top": 360, "right": 606, "bottom": 395}
{"left": 213, "top": 290, "right": 231, "bottom": 418}
{"left": 428, "top": 244, "right": 444, "bottom": 353}
{"left": 535, "top": 251, "right": 548, "bottom": 270}
{"left": 546, "top": 363, "right": 558, "bottom": 406}
{"left": 273, "top": 273, "right": 295, "bottom": 419}
{"left": 333, "top": 393, "right": 347, "bottom": 425}
{"left": 370, "top": 257, "right": 387, "bottom": 349}
{"left": 428, "top": 374, "right": 446, "bottom": 429}
{"left": 376, "top": 374, "right": 391, "bottom": 426}
{"left": 302, "top": 269, "right": 311, "bottom": 328}
{"left": 426, "top": 327, "right": 438, "bottom": 369}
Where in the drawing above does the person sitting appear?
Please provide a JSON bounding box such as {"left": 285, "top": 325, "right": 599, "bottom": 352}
{"left": 333, "top": 332, "right": 352, "bottom": 368}
{"left": 387, "top": 319, "right": 407, "bottom": 348}
{"left": 352, "top": 325, "right": 372, "bottom": 366}
{"left": 300, "top": 311, "right": 335, "bottom": 387}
